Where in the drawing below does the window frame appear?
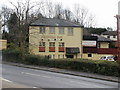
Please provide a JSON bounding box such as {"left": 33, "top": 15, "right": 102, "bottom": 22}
{"left": 59, "top": 42, "right": 64, "bottom": 47}
{"left": 39, "top": 42, "right": 45, "bottom": 47}
{"left": 39, "top": 27, "right": 46, "bottom": 34}
{"left": 113, "top": 35, "right": 116, "bottom": 38}
{"left": 59, "top": 27, "right": 64, "bottom": 34}
{"left": 49, "top": 42, "right": 55, "bottom": 47}
{"left": 107, "top": 35, "right": 110, "bottom": 38}
{"left": 67, "top": 27, "right": 73, "bottom": 35}
{"left": 49, "top": 27, "right": 55, "bottom": 34}
{"left": 88, "top": 53, "right": 92, "bottom": 57}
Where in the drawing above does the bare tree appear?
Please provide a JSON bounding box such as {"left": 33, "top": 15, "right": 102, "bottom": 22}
{"left": 54, "top": 3, "right": 64, "bottom": 19}
{"left": 73, "top": 4, "right": 88, "bottom": 26}
{"left": 86, "top": 14, "right": 96, "bottom": 28}
{"left": 63, "top": 9, "right": 73, "bottom": 21}
{"left": 1, "top": 6, "right": 13, "bottom": 29}
{"left": 73, "top": 4, "right": 81, "bottom": 24}
{"left": 73, "top": 4, "right": 96, "bottom": 27}
{"left": 7, "top": 0, "right": 42, "bottom": 52}
{"left": 45, "top": 0, "right": 55, "bottom": 18}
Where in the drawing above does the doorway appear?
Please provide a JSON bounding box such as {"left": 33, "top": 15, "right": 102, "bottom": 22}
{"left": 66, "top": 55, "right": 74, "bottom": 58}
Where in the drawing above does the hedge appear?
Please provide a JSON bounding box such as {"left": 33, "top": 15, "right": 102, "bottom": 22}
{"left": 2, "top": 49, "right": 120, "bottom": 77}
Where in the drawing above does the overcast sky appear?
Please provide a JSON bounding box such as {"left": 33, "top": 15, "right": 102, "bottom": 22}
{"left": 0, "top": 0, "right": 120, "bottom": 30}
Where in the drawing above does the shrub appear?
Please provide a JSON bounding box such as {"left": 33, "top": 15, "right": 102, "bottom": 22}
{"left": 2, "top": 49, "right": 22, "bottom": 63}
{"left": 24, "top": 55, "right": 49, "bottom": 65}
{"left": 2, "top": 49, "right": 120, "bottom": 77}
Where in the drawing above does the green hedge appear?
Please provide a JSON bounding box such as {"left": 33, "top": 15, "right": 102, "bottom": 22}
{"left": 2, "top": 49, "right": 23, "bottom": 63}
{"left": 2, "top": 49, "right": 120, "bottom": 77}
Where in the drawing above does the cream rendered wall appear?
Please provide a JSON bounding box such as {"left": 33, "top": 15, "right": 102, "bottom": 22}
{"left": 100, "top": 42, "right": 109, "bottom": 48}
{"left": 0, "top": 40, "right": 7, "bottom": 50}
{"left": 82, "top": 53, "right": 113, "bottom": 60}
{"left": 29, "top": 26, "right": 83, "bottom": 59}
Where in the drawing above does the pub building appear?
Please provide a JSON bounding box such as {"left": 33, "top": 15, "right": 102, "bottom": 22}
{"left": 29, "top": 18, "right": 83, "bottom": 59}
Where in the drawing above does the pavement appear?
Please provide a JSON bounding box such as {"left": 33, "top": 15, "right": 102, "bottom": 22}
{"left": 2, "top": 80, "right": 31, "bottom": 88}
{"left": 2, "top": 61, "right": 119, "bottom": 83}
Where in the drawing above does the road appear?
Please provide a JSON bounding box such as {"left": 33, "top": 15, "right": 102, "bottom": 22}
{"left": 1, "top": 63, "right": 118, "bottom": 89}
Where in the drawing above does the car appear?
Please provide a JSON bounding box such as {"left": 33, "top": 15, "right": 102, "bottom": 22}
{"left": 100, "top": 56, "right": 115, "bottom": 61}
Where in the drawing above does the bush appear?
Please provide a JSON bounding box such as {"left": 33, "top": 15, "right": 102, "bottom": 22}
{"left": 24, "top": 54, "right": 49, "bottom": 65}
{"left": 2, "top": 49, "right": 22, "bottom": 63}
{"left": 2, "top": 49, "right": 120, "bottom": 77}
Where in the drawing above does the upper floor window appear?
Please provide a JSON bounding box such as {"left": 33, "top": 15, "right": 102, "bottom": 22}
{"left": 39, "top": 42, "right": 45, "bottom": 47}
{"left": 97, "top": 43, "right": 100, "bottom": 48}
{"left": 68, "top": 27, "right": 73, "bottom": 35}
{"left": 49, "top": 27, "right": 55, "bottom": 34}
{"left": 113, "top": 35, "right": 116, "bottom": 38}
{"left": 39, "top": 27, "right": 45, "bottom": 34}
{"left": 59, "top": 42, "right": 64, "bottom": 47}
{"left": 49, "top": 42, "right": 55, "bottom": 47}
{"left": 59, "top": 27, "right": 64, "bottom": 34}
{"left": 107, "top": 36, "right": 110, "bottom": 38}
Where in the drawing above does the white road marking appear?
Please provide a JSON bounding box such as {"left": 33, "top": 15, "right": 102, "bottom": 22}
{"left": 42, "top": 75, "right": 51, "bottom": 78}
{"left": 21, "top": 72, "right": 51, "bottom": 78}
{"left": 32, "top": 87, "right": 38, "bottom": 88}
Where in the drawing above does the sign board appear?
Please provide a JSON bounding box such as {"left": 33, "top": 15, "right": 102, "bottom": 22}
{"left": 82, "top": 41, "right": 96, "bottom": 47}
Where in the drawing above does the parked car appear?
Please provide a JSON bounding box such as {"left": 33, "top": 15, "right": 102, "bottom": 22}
{"left": 100, "top": 56, "right": 115, "bottom": 61}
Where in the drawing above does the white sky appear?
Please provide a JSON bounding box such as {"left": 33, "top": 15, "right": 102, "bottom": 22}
{"left": 0, "top": 0, "right": 120, "bottom": 30}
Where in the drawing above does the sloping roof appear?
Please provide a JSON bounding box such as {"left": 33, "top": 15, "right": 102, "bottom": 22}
{"left": 83, "top": 36, "right": 97, "bottom": 40}
{"left": 101, "top": 31, "right": 117, "bottom": 36}
{"left": 30, "top": 18, "right": 82, "bottom": 27}
{"left": 92, "top": 34, "right": 112, "bottom": 42}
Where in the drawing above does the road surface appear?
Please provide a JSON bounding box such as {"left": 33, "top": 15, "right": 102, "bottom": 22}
{"left": 1, "top": 63, "right": 118, "bottom": 88}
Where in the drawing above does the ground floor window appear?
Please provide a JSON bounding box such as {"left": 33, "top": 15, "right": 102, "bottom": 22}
{"left": 88, "top": 53, "right": 92, "bottom": 57}
{"left": 58, "top": 55, "right": 65, "bottom": 59}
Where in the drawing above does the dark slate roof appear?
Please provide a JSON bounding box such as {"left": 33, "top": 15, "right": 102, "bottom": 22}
{"left": 83, "top": 36, "right": 98, "bottom": 40}
{"left": 101, "top": 31, "right": 117, "bottom": 36}
{"left": 92, "top": 34, "right": 112, "bottom": 42}
{"left": 30, "top": 18, "right": 82, "bottom": 27}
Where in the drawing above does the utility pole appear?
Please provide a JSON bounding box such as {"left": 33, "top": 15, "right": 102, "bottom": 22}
{"left": 115, "top": 15, "right": 120, "bottom": 62}
{"left": 115, "top": 1, "right": 120, "bottom": 62}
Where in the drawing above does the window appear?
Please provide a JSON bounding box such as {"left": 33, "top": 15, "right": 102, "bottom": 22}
{"left": 68, "top": 27, "right": 73, "bottom": 35}
{"left": 88, "top": 54, "right": 92, "bottom": 57}
{"left": 39, "top": 42, "right": 45, "bottom": 52}
{"left": 39, "top": 42, "right": 45, "bottom": 47}
{"left": 39, "top": 27, "right": 45, "bottom": 34}
{"left": 59, "top": 42, "right": 64, "bottom": 52}
{"left": 49, "top": 27, "right": 55, "bottom": 34}
{"left": 59, "top": 42, "right": 64, "bottom": 47}
{"left": 59, "top": 27, "right": 64, "bottom": 34}
{"left": 113, "top": 35, "right": 116, "bottom": 38}
{"left": 97, "top": 43, "right": 100, "bottom": 48}
{"left": 49, "top": 42, "right": 55, "bottom": 52}
{"left": 58, "top": 55, "right": 60, "bottom": 59}
{"left": 63, "top": 55, "right": 64, "bottom": 58}
{"left": 53, "top": 55, "right": 55, "bottom": 59}
{"left": 49, "top": 42, "right": 55, "bottom": 47}
{"left": 107, "top": 36, "right": 110, "bottom": 38}
{"left": 58, "top": 55, "right": 64, "bottom": 59}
